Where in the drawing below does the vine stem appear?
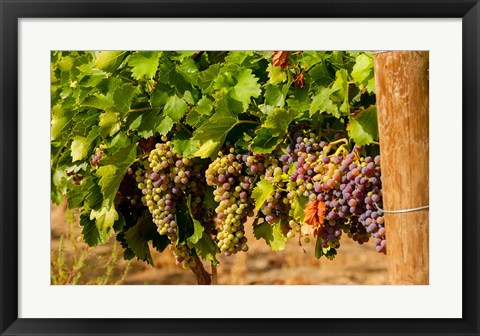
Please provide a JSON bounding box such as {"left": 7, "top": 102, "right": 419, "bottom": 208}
{"left": 190, "top": 254, "right": 211, "bottom": 285}
{"left": 211, "top": 262, "right": 218, "bottom": 285}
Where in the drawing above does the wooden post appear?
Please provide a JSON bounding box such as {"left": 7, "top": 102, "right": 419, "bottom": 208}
{"left": 373, "top": 51, "right": 429, "bottom": 285}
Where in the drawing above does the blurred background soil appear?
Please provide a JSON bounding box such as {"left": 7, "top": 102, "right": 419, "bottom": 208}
{"left": 51, "top": 201, "right": 388, "bottom": 285}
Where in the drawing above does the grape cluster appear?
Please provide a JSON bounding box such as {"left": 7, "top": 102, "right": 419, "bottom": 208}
{"left": 280, "top": 131, "right": 385, "bottom": 254}
{"left": 206, "top": 149, "right": 253, "bottom": 256}
{"left": 241, "top": 151, "right": 291, "bottom": 225}
{"left": 136, "top": 138, "right": 203, "bottom": 269}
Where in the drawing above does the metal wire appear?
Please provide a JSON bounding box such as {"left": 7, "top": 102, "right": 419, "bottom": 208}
{"left": 374, "top": 202, "right": 429, "bottom": 214}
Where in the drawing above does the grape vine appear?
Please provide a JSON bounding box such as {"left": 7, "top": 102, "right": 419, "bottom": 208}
{"left": 51, "top": 50, "right": 382, "bottom": 284}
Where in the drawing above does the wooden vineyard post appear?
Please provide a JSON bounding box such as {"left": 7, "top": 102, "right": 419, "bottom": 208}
{"left": 373, "top": 51, "right": 429, "bottom": 285}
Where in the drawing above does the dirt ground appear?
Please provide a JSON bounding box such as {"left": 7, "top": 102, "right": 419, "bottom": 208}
{"left": 51, "top": 202, "right": 389, "bottom": 285}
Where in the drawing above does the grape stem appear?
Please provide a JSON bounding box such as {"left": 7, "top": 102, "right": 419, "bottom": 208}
{"left": 323, "top": 138, "right": 349, "bottom": 155}
{"left": 333, "top": 144, "right": 349, "bottom": 157}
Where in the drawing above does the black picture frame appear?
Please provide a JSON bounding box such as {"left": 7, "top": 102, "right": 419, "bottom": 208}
{"left": 1, "top": 1, "right": 479, "bottom": 335}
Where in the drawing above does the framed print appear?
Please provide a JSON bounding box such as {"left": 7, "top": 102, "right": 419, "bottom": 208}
{"left": 1, "top": 0, "right": 479, "bottom": 335}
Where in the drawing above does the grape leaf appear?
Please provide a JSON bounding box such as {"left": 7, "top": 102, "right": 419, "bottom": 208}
{"left": 80, "top": 211, "right": 110, "bottom": 246}
{"left": 346, "top": 106, "right": 378, "bottom": 146}
{"left": 155, "top": 115, "right": 175, "bottom": 135}
{"left": 310, "top": 87, "right": 339, "bottom": 118}
{"left": 51, "top": 116, "right": 72, "bottom": 141}
{"left": 196, "top": 96, "right": 214, "bottom": 115}
{"left": 267, "top": 63, "right": 287, "bottom": 84}
{"left": 253, "top": 221, "right": 286, "bottom": 251}
{"left": 172, "top": 131, "right": 198, "bottom": 158}
{"left": 113, "top": 83, "right": 135, "bottom": 117}
{"left": 192, "top": 96, "right": 241, "bottom": 159}
{"left": 252, "top": 180, "right": 275, "bottom": 211}
{"left": 264, "top": 84, "right": 285, "bottom": 107}
{"left": 176, "top": 201, "right": 195, "bottom": 244}
{"left": 250, "top": 108, "right": 296, "bottom": 154}
{"left": 89, "top": 205, "right": 118, "bottom": 241}
{"left": 95, "top": 51, "right": 127, "bottom": 73}
{"left": 128, "top": 51, "right": 161, "bottom": 79}
{"left": 185, "top": 197, "right": 204, "bottom": 245}
{"left": 192, "top": 232, "right": 219, "bottom": 265}
{"left": 198, "top": 63, "right": 220, "bottom": 93}
{"left": 70, "top": 126, "right": 100, "bottom": 162}
{"left": 124, "top": 212, "right": 155, "bottom": 265}
{"left": 351, "top": 53, "right": 375, "bottom": 93}
{"left": 292, "top": 196, "right": 308, "bottom": 223}
{"left": 263, "top": 108, "right": 297, "bottom": 136}
{"left": 82, "top": 94, "right": 114, "bottom": 111}
{"left": 250, "top": 128, "right": 282, "bottom": 155}
{"left": 307, "top": 61, "right": 335, "bottom": 87}
{"left": 175, "top": 58, "right": 199, "bottom": 86}
{"left": 230, "top": 68, "right": 261, "bottom": 109}
{"left": 330, "top": 69, "right": 350, "bottom": 114}
{"left": 150, "top": 91, "right": 169, "bottom": 107}
{"left": 99, "top": 111, "right": 121, "bottom": 137}
{"left": 96, "top": 144, "right": 137, "bottom": 208}
{"left": 164, "top": 95, "right": 188, "bottom": 122}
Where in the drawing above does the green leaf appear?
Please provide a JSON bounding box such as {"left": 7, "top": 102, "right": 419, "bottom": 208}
{"left": 264, "top": 84, "right": 285, "bottom": 107}
{"left": 193, "top": 232, "right": 219, "bottom": 265}
{"left": 150, "top": 91, "right": 169, "bottom": 107}
{"left": 196, "top": 96, "right": 214, "bottom": 115}
{"left": 172, "top": 131, "right": 198, "bottom": 157}
{"left": 128, "top": 51, "right": 161, "bottom": 79}
{"left": 124, "top": 212, "right": 155, "bottom": 265}
{"left": 267, "top": 63, "right": 287, "bottom": 84}
{"left": 292, "top": 196, "right": 308, "bottom": 223}
{"left": 250, "top": 108, "right": 296, "bottom": 154}
{"left": 51, "top": 116, "right": 72, "bottom": 141}
{"left": 176, "top": 201, "right": 195, "bottom": 244}
{"left": 351, "top": 53, "right": 375, "bottom": 93}
{"left": 287, "top": 87, "right": 311, "bottom": 113}
{"left": 310, "top": 87, "right": 339, "bottom": 118}
{"left": 230, "top": 68, "right": 261, "bottom": 109}
{"left": 252, "top": 180, "right": 275, "bottom": 211}
{"left": 346, "top": 106, "right": 378, "bottom": 146}
{"left": 263, "top": 108, "right": 297, "bottom": 136}
{"left": 99, "top": 111, "right": 121, "bottom": 137}
{"left": 307, "top": 61, "right": 334, "bottom": 87}
{"left": 202, "top": 186, "right": 217, "bottom": 211}
{"left": 155, "top": 115, "right": 175, "bottom": 135}
{"left": 82, "top": 94, "right": 114, "bottom": 111}
{"left": 198, "top": 64, "right": 220, "bottom": 93}
{"left": 164, "top": 95, "right": 188, "bottom": 122}
{"left": 330, "top": 69, "right": 350, "bottom": 114}
{"left": 192, "top": 96, "right": 241, "bottom": 158}
{"left": 96, "top": 144, "right": 137, "bottom": 208}
{"left": 89, "top": 205, "right": 118, "bottom": 240}
{"left": 113, "top": 83, "right": 135, "bottom": 117}
{"left": 80, "top": 211, "right": 110, "bottom": 246}
{"left": 186, "top": 196, "right": 204, "bottom": 245}
{"left": 95, "top": 51, "right": 126, "bottom": 73}
{"left": 108, "top": 132, "right": 131, "bottom": 154}
{"left": 253, "top": 221, "right": 287, "bottom": 251}
{"left": 250, "top": 128, "right": 282, "bottom": 155}
{"left": 175, "top": 58, "right": 199, "bottom": 86}
{"left": 70, "top": 127, "right": 100, "bottom": 162}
